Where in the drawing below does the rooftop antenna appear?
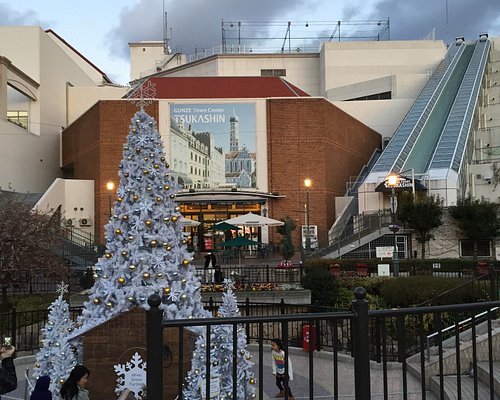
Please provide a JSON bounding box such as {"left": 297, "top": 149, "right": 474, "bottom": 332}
{"left": 163, "top": 1, "right": 171, "bottom": 54}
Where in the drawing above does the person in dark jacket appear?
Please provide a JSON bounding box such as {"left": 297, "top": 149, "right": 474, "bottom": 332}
{"left": 30, "top": 376, "right": 52, "bottom": 400}
{"left": 0, "top": 345, "right": 17, "bottom": 398}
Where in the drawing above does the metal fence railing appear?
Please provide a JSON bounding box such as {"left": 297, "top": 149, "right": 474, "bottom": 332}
{"left": 147, "top": 290, "right": 500, "bottom": 400}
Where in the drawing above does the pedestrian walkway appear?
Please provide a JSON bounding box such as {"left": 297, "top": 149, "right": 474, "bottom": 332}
{"left": 249, "top": 345, "right": 437, "bottom": 400}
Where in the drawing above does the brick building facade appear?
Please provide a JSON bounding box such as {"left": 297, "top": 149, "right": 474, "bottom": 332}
{"left": 62, "top": 80, "right": 380, "bottom": 250}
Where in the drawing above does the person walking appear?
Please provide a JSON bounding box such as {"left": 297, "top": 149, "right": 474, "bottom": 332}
{"left": 0, "top": 344, "right": 17, "bottom": 399}
{"left": 30, "top": 376, "right": 52, "bottom": 400}
{"left": 60, "top": 365, "right": 90, "bottom": 400}
{"left": 271, "top": 339, "right": 294, "bottom": 399}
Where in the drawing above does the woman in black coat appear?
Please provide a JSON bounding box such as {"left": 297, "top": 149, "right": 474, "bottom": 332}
{"left": 0, "top": 345, "right": 17, "bottom": 399}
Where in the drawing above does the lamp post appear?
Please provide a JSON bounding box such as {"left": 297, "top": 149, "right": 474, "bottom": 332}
{"left": 106, "top": 181, "right": 115, "bottom": 221}
{"left": 386, "top": 174, "right": 399, "bottom": 277}
{"left": 304, "top": 178, "right": 312, "bottom": 254}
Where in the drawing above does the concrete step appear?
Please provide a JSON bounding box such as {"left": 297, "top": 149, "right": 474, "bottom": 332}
{"left": 429, "top": 375, "right": 500, "bottom": 400}
{"left": 477, "top": 361, "right": 500, "bottom": 396}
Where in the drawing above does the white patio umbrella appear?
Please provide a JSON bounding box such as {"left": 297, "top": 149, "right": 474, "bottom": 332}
{"left": 221, "top": 212, "right": 284, "bottom": 227}
{"left": 179, "top": 217, "right": 201, "bottom": 227}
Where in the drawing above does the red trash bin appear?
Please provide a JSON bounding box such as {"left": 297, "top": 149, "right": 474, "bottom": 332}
{"left": 302, "top": 323, "right": 316, "bottom": 352}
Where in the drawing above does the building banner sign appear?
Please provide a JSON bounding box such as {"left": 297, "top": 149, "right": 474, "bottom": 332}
{"left": 169, "top": 103, "right": 256, "bottom": 190}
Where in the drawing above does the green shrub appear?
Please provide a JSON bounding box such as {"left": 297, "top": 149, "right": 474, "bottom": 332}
{"left": 379, "top": 276, "right": 477, "bottom": 307}
{"left": 301, "top": 268, "right": 339, "bottom": 307}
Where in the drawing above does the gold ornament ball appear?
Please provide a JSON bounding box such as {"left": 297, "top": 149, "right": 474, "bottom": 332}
{"left": 35, "top": 362, "right": 40, "bottom": 368}
{"left": 129, "top": 264, "right": 136, "bottom": 270}
{"left": 135, "top": 147, "right": 141, "bottom": 153}
{"left": 59, "top": 379, "right": 65, "bottom": 385}
{"left": 132, "top": 128, "right": 137, "bottom": 133}
{"left": 127, "top": 156, "right": 132, "bottom": 161}
{"left": 163, "top": 287, "right": 171, "bottom": 295}
{"left": 150, "top": 240, "right": 158, "bottom": 247}
{"left": 122, "top": 215, "right": 129, "bottom": 221}
{"left": 170, "top": 194, "right": 175, "bottom": 199}
{"left": 144, "top": 157, "right": 149, "bottom": 162}
{"left": 163, "top": 216, "right": 170, "bottom": 222}
{"left": 93, "top": 273, "right": 98, "bottom": 279}
{"left": 157, "top": 273, "right": 163, "bottom": 278}
{"left": 124, "top": 173, "right": 129, "bottom": 178}
{"left": 128, "top": 296, "right": 135, "bottom": 302}
{"left": 121, "top": 251, "right": 128, "bottom": 257}
{"left": 171, "top": 216, "right": 178, "bottom": 222}
{"left": 143, "top": 169, "right": 149, "bottom": 175}
{"left": 166, "top": 163, "right": 170, "bottom": 168}
{"left": 174, "top": 206, "right": 181, "bottom": 212}
{"left": 156, "top": 196, "right": 162, "bottom": 203}
{"left": 162, "top": 242, "right": 169, "bottom": 248}
{"left": 246, "top": 354, "right": 252, "bottom": 360}
{"left": 161, "top": 157, "right": 165, "bottom": 162}
{"left": 106, "top": 302, "right": 113, "bottom": 308}
{"left": 117, "top": 197, "right": 123, "bottom": 203}
{"left": 181, "top": 239, "right": 187, "bottom": 245}
{"left": 147, "top": 186, "right": 152, "bottom": 192}
{"left": 163, "top": 185, "right": 170, "bottom": 191}
{"left": 181, "top": 278, "right": 187, "bottom": 284}
{"left": 142, "top": 272, "right": 150, "bottom": 279}
{"left": 115, "top": 228, "right": 122, "bottom": 235}
{"left": 145, "top": 219, "right": 152, "bottom": 227}
{"left": 249, "top": 378, "right": 256, "bottom": 385}
{"left": 180, "top": 294, "right": 188, "bottom": 300}
{"left": 117, "top": 277, "right": 125, "bottom": 284}
{"left": 93, "top": 298, "right": 100, "bottom": 305}
{"left": 133, "top": 194, "right": 139, "bottom": 201}
{"left": 105, "top": 253, "right": 112, "bottom": 259}
{"left": 128, "top": 235, "right": 134, "bottom": 241}
{"left": 153, "top": 164, "right": 160, "bottom": 169}
{"left": 182, "top": 259, "right": 190, "bottom": 266}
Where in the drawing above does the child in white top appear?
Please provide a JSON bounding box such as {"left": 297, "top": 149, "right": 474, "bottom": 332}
{"left": 271, "top": 339, "right": 293, "bottom": 399}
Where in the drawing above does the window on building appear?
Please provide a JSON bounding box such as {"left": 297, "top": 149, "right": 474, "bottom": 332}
{"left": 346, "top": 91, "right": 392, "bottom": 101}
{"left": 460, "top": 240, "right": 491, "bottom": 257}
{"left": 261, "top": 69, "right": 286, "bottom": 77}
{"left": 7, "top": 110, "right": 29, "bottom": 129}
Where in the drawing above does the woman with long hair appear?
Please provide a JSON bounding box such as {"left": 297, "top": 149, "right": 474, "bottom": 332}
{"left": 60, "top": 365, "right": 90, "bottom": 400}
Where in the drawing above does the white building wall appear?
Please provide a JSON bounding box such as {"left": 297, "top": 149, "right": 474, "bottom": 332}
{"left": 0, "top": 27, "right": 106, "bottom": 193}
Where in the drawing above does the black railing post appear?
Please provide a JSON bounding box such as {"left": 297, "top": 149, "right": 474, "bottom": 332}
{"left": 11, "top": 307, "right": 16, "bottom": 347}
{"left": 489, "top": 266, "right": 498, "bottom": 301}
{"left": 352, "top": 287, "right": 370, "bottom": 400}
{"left": 266, "top": 264, "right": 270, "bottom": 283}
{"left": 147, "top": 294, "right": 163, "bottom": 400}
{"left": 245, "top": 297, "right": 250, "bottom": 343}
{"left": 280, "top": 298, "right": 285, "bottom": 314}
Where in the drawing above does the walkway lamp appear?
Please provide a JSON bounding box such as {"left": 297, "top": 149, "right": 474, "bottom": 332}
{"left": 304, "top": 178, "right": 312, "bottom": 254}
{"left": 106, "top": 181, "right": 115, "bottom": 221}
{"left": 386, "top": 173, "right": 400, "bottom": 277}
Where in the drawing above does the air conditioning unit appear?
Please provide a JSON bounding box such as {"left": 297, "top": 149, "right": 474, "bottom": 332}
{"left": 66, "top": 218, "right": 74, "bottom": 227}
{"left": 79, "top": 217, "right": 92, "bottom": 227}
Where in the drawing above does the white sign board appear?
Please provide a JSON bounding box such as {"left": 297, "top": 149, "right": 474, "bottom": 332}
{"left": 301, "top": 225, "right": 318, "bottom": 249}
{"left": 378, "top": 264, "right": 390, "bottom": 276}
{"left": 200, "top": 375, "right": 220, "bottom": 400}
{"left": 376, "top": 246, "right": 394, "bottom": 258}
{"left": 114, "top": 352, "right": 147, "bottom": 399}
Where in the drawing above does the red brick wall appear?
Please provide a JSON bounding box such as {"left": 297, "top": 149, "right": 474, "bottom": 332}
{"left": 266, "top": 98, "right": 381, "bottom": 249}
{"left": 81, "top": 308, "right": 191, "bottom": 400}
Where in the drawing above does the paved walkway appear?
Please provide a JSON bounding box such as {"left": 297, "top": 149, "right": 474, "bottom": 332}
{"left": 248, "top": 345, "right": 436, "bottom": 400}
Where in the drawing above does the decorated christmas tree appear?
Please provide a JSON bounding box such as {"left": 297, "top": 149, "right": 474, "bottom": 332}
{"left": 33, "top": 282, "right": 78, "bottom": 399}
{"left": 78, "top": 104, "right": 209, "bottom": 330}
{"left": 183, "top": 280, "right": 256, "bottom": 399}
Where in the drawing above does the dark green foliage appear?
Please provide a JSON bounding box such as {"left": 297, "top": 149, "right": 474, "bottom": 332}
{"left": 276, "top": 216, "right": 296, "bottom": 260}
{"left": 301, "top": 267, "right": 339, "bottom": 307}
{"left": 379, "top": 276, "right": 486, "bottom": 307}
{"left": 397, "top": 192, "right": 444, "bottom": 258}
{"left": 449, "top": 195, "right": 500, "bottom": 260}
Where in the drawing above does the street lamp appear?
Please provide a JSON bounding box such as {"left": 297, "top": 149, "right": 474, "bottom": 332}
{"left": 304, "top": 178, "right": 312, "bottom": 254}
{"left": 106, "top": 181, "right": 115, "bottom": 220}
{"left": 386, "top": 173, "right": 400, "bottom": 277}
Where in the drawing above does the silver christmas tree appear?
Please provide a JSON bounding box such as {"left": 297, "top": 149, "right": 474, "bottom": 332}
{"left": 78, "top": 109, "right": 209, "bottom": 331}
{"left": 33, "top": 282, "right": 78, "bottom": 400}
{"left": 184, "top": 280, "right": 256, "bottom": 399}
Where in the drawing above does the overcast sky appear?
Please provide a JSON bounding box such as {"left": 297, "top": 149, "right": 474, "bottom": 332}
{"left": 1, "top": 0, "right": 499, "bottom": 85}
